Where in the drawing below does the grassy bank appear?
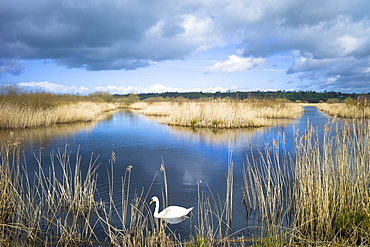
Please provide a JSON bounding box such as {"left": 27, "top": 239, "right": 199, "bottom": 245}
{"left": 131, "top": 99, "right": 303, "bottom": 128}
{"left": 0, "top": 90, "right": 117, "bottom": 129}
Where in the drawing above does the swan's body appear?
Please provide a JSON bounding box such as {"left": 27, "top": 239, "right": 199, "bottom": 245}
{"left": 150, "top": 196, "right": 193, "bottom": 224}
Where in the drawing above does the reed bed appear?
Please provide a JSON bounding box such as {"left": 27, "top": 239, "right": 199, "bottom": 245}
{"left": 316, "top": 102, "right": 370, "bottom": 118}
{"left": 0, "top": 101, "right": 117, "bottom": 129}
{"left": 0, "top": 137, "right": 102, "bottom": 246}
{"left": 243, "top": 119, "right": 370, "bottom": 245}
{"left": 135, "top": 100, "right": 303, "bottom": 128}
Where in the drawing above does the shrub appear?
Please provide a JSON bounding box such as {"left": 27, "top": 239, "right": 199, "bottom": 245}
{"left": 326, "top": 98, "right": 341, "bottom": 103}
{"left": 88, "top": 91, "right": 114, "bottom": 102}
{"left": 115, "top": 93, "right": 140, "bottom": 107}
{"left": 343, "top": 97, "right": 356, "bottom": 105}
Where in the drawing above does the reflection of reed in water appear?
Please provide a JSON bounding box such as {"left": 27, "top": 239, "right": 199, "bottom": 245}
{"left": 168, "top": 118, "right": 293, "bottom": 147}
{"left": 0, "top": 111, "right": 114, "bottom": 147}
{"left": 170, "top": 127, "right": 255, "bottom": 147}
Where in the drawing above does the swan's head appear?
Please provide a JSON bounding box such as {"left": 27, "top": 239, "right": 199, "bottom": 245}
{"left": 150, "top": 196, "right": 158, "bottom": 204}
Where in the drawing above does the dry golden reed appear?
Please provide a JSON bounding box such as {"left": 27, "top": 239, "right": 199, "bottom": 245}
{"left": 0, "top": 101, "right": 117, "bottom": 129}
{"left": 316, "top": 102, "right": 370, "bottom": 118}
{"left": 243, "top": 119, "right": 370, "bottom": 245}
{"left": 135, "top": 100, "right": 303, "bottom": 128}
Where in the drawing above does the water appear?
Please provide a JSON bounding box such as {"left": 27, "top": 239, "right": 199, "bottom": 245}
{"left": 0, "top": 106, "right": 331, "bottom": 239}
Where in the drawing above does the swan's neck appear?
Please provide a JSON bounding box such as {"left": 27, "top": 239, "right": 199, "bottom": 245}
{"left": 154, "top": 199, "right": 160, "bottom": 218}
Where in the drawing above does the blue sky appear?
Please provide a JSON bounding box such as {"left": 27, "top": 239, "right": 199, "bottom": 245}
{"left": 1, "top": 0, "right": 370, "bottom": 94}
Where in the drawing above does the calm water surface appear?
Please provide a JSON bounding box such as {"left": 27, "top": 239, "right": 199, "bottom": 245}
{"left": 0, "top": 106, "right": 331, "bottom": 238}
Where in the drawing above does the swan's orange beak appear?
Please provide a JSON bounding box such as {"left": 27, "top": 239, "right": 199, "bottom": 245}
{"left": 150, "top": 199, "right": 153, "bottom": 204}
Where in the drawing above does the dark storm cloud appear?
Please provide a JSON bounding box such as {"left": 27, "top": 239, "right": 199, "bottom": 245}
{"left": 0, "top": 0, "right": 215, "bottom": 72}
{"left": 288, "top": 56, "right": 370, "bottom": 92}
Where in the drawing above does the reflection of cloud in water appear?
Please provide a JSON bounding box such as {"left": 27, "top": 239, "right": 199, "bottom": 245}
{"left": 168, "top": 118, "right": 294, "bottom": 149}
{"left": 0, "top": 112, "right": 114, "bottom": 148}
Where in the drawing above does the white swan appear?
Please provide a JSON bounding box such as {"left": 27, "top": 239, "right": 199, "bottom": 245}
{"left": 149, "top": 196, "right": 193, "bottom": 224}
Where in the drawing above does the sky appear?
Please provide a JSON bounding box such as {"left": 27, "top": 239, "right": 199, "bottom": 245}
{"left": 1, "top": 0, "right": 370, "bottom": 95}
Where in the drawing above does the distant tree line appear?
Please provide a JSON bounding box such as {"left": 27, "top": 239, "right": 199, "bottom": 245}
{"left": 114, "top": 91, "right": 369, "bottom": 103}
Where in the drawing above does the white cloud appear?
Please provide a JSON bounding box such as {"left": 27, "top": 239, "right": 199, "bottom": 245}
{"left": 335, "top": 35, "right": 364, "bottom": 56}
{"left": 17, "top": 81, "right": 232, "bottom": 95}
{"left": 93, "top": 84, "right": 181, "bottom": 94}
{"left": 94, "top": 85, "right": 139, "bottom": 94}
{"left": 94, "top": 84, "right": 230, "bottom": 94}
{"left": 327, "top": 75, "right": 341, "bottom": 84}
{"left": 204, "top": 55, "right": 266, "bottom": 73}
{"left": 18, "top": 81, "right": 89, "bottom": 94}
